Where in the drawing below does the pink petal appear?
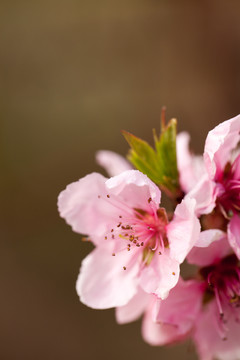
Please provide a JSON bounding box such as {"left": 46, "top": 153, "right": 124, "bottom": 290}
{"left": 204, "top": 114, "right": 240, "bottom": 180}
{"left": 58, "top": 173, "right": 114, "bottom": 242}
{"left": 186, "top": 175, "right": 217, "bottom": 216}
{"left": 187, "top": 230, "right": 230, "bottom": 267}
{"left": 195, "top": 229, "right": 226, "bottom": 247}
{"left": 142, "top": 302, "right": 185, "bottom": 346}
{"left": 167, "top": 197, "right": 200, "bottom": 263}
{"left": 139, "top": 250, "right": 180, "bottom": 299}
{"left": 228, "top": 214, "right": 240, "bottom": 259}
{"left": 106, "top": 170, "right": 161, "bottom": 212}
{"left": 115, "top": 287, "right": 149, "bottom": 324}
{"left": 96, "top": 150, "right": 132, "bottom": 177}
{"left": 142, "top": 278, "right": 203, "bottom": 346}
{"left": 177, "top": 132, "right": 205, "bottom": 193}
{"left": 232, "top": 153, "right": 240, "bottom": 180}
{"left": 76, "top": 244, "right": 140, "bottom": 309}
{"left": 58, "top": 170, "right": 161, "bottom": 244}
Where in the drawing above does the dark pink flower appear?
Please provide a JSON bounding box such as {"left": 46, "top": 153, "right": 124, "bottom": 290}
{"left": 193, "top": 248, "right": 240, "bottom": 360}
{"left": 137, "top": 235, "right": 240, "bottom": 360}
{"left": 116, "top": 277, "right": 204, "bottom": 346}
{"left": 188, "top": 235, "right": 240, "bottom": 360}
{"left": 187, "top": 115, "right": 240, "bottom": 258}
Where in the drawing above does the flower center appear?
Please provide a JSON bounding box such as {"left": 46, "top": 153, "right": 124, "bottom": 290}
{"left": 216, "top": 155, "right": 240, "bottom": 216}
{"left": 101, "top": 194, "right": 168, "bottom": 268}
{"left": 201, "top": 254, "right": 240, "bottom": 316}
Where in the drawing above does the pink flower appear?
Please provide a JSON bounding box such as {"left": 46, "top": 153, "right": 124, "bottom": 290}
{"left": 192, "top": 242, "right": 240, "bottom": 360}
{"left": 142, "top": 278, "right": 204, "bottom": 346}
{"left": 136, "top": 234, "right": 240, "bottom": 360}
{"left": 187, "top": 115, "right": 240, "bottom": 258}
{"left": 187, "top": 234, "right": 240, "bottom": 360}
{"left": 58, "top": 170, "right": 200, "bottom": 309}
{"left": 116, "top": 278, "right": 203, "bottom": 346}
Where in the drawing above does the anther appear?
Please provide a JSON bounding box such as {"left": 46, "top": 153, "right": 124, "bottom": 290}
{"left": 111, "top": 229, "right": 114, "bottom": 232}
{"left": 123, "top": 266, "right": 126, "bottom": 270}
{"left": 172, "top": 272, "right": 176, "bottom": 275}
{"left": 148, "top": 197, "right": 152, "bottom": 203}
{"left": 112, "top": 235, "right": 115, "bottom": 239}
{"left": 141, "top": 242, "right": 144, "bottom": 246}
{"left": 98, "top": 195, "right": 101, "bottom": 199}
{"left": 112, "top": 253, "right": 115, "bottom": 256}
{"left": 107, "top": 194, "right": 110, "bottom": 198}
{"left": 105, "top": 236, "right": 107, "bottom": 240}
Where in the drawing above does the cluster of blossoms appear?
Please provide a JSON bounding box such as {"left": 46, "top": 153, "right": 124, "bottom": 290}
{"left": 58, "top": 114, "right": 240, "bottom": 360}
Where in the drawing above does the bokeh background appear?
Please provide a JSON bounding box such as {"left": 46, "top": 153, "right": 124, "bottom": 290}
{"left": 1, "top": 1, "right": 240, "bottom": 359}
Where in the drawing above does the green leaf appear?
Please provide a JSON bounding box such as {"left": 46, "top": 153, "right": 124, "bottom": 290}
{"left": 122, "top": 131, "right": 161, "bottom": 183}
{"left": 154, "top": 118, "right": 179, "bottom": 193}
{"left": 122, "top": 115, "right": 182, "bottom": 200}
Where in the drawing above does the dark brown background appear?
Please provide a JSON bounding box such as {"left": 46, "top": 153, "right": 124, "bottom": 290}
{"left": 1, "top": 1, "right": 240, "bottom": 359}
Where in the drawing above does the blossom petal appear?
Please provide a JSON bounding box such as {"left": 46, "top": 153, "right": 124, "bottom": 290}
{"left": 76, "top": 244, "right": 140, "bottom": 309}
{"left": 187, "top": 231, "right": 230, "bottom": 267}
{"left": 58, "top": 173, "right": 121, "bottom": 243}
{"left": 142, "top": 302, "right": 184, "bottom": 346}
{"left": 142, "top": 278, "right": 203, "bottom": 346}
{"left": 106, "top": 170, "right": 161, "bottom": 211}
{"left": 228, "top": 214, "right": 240, "bottom": 259}
{"left": 139, "top": 250, "right": 179, "bottom": 299}
{"left": 177, "top": 132, "right": 205, "bottom": 193}
{"left": 195, "top": 229, "right": 226, "bottom": 247}
{"left": 167, "top": 197, "right": 200, "bottom": 263}
{"left": 115, "top": 287, "right": 149, "bottom": 324}
{"left": 96, "top": 150, "right": 132, "bottom": 177}
{"left": 58, "top": 170, "right": 161, "bottom": 243}
{"left": 186, "top": 175, "right": 217, "bottom": 216}
{"left": 204, "top": 114, "right": 240, "bottom": 179}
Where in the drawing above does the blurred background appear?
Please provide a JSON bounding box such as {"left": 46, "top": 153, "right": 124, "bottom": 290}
{"left": 1, "top": 1, "right": 240, "bottom": 359}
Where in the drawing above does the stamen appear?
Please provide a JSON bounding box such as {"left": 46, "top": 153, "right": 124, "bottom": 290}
{"left": 102, "top": 194, "right": 168, "bottom": 268}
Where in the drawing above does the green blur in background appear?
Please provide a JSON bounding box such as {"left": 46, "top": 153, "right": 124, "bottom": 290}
{"left": 1, "top": 1, "right": 240, "bottom": 359}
